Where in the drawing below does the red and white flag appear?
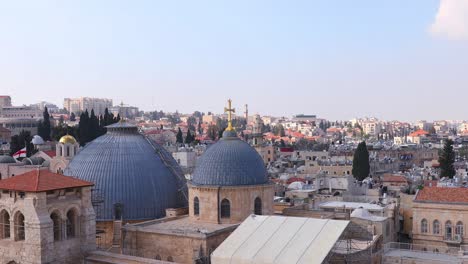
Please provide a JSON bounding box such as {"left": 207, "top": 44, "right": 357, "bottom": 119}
{"left": 12, "top": 147, "right": 27, "bottom": 160}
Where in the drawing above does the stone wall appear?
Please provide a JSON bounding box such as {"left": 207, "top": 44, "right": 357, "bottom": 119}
{"left": 188, "top": 183, "right": 274, "bottom": 224}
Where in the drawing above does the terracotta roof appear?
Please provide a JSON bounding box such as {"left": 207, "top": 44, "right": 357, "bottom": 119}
{"left": 43, "top": 150, "right": 56, "bottom": 158}
{"left": 383, "top": 175, "right": 408, "bottom": 183}
{"left": 409, "top": 129, "right": 429, "bottom": 137}
{"left": 0, "top": 169, "right": 93, "bottom": 192}
{"left": 415, "top": 187, "right": 468, "bottom": 204}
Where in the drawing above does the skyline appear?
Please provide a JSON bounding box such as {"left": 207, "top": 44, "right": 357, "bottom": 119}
{"left": 2, "top": 0, "right": 468, "bottom": 121}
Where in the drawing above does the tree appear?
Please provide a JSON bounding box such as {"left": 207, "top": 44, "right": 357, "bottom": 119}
{"left": 207, "top": 124, "right": 218, "bottom": 140}
{"left": 185, "top": 130, "right": 194, "bottom": 144}
{"left": 439, "top": 139, "right": 456, "bottom": 178}
{"left": 176, "top": 128, "right": 183, "bottom": 144}
{"left": 38, "top": 107, "right": 51, "bottom": 141}
{"left": 78, "top": 110, "right": 90, "bottom": 146}
{"left": 10, "top": 130, "right": 34, "bottom": 157}
{"left": 70, "top": 112, "right": 76, "bottom": 121}
{"left": 352, "top": 141, "right": 370, "bottom": 181}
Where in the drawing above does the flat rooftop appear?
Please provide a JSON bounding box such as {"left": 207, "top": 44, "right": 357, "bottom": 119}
{"left": 319, "top": 201, "right": 385, "bottom": 211}
{"left": 123, "top": 216, "right": 238, "bottom": 238}
{"left": 384, "top": 249, "right": 459, "bottom": 262}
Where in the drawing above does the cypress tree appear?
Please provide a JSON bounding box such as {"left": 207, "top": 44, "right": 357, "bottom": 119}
{"left": 176, "top": 128, "right": 183, "bottom": 144}
{"left": 352, "top": 141, "right": 370, "bottom": 181}
{"left": 70, "top": 112, "right": 76, "bottom": 121}
{"left": 89, "top": 109, "right": 100, "bottom": 141}
{"left": 38, "top": 107, "right": 51, "bottom": 141}
{"left": 185, "top": 130, "right": 193, "bottom": 144}
{"left": 439, "top": 139, "right": 456, "bottom": 178}
{"left": 78, "top": 110, "right": 90, "bottom": 146}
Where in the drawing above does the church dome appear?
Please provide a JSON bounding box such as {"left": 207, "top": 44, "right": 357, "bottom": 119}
{"left": 64, "top": 122, "right": 187, "bottom": 221}
{"left": 191, "top": 130, "right": 268, "bottom": 186}
{"left": 0, "top": 155, "right": 16, "bottom": 164}
{"left": 59, "top": 134, "right": 77, "bottom": 144}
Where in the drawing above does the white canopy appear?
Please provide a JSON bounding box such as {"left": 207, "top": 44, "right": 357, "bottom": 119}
{"left": 211, "top": 215, "right": 349, "bottom": 264}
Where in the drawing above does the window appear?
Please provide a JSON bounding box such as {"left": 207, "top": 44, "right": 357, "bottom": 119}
{"left": 0, "top": 210, "right": 10, "bottom": 239}
{"left": 254, "top": 197, "right": 262, "bottom": 215}
{"left": 66, "top": 210, "right": 77, "bottom": 239}
{"left": 194, "top": 197, "right": 200, "bottom": 216}
{"left": 50, "top": 212, "right": 61, "bottom": 241}
{"left": 421, "top": 219, "right": 428, "bottom": 233}
{"left": 155, "top": 255, "right": 161, "bottom": 260}
{"left": 167, "top": 256, "right": 173, "bottom": 262}
{"left": 14, "top": 212, "right": 25, "bottom": 241}
{"left": 66, "top": 146, "right": 70, "bottom": 156}
{"left": 456, "top": 221, "right": 463, "bottom": 237}
{"left": 445, "top": 221, "right": 452, "bottom": 240}
{"left": 220, "top": 199, "right": 230, "bottom": 218}
{"left": 433, "top": 220, "right": 440, "bottom": 234}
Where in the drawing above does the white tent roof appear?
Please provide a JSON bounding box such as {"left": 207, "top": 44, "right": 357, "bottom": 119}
{"left": 211, "top": 215, "right": 349, "bottom": 264}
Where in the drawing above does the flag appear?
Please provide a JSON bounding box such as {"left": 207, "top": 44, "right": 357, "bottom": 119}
{"left": 12, "top": 147, "right": 27, "bottom": 160}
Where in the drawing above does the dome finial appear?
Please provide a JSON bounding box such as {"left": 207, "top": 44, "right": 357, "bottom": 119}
{"left": 224, "top": 99, "right": 235, "bottom": 131}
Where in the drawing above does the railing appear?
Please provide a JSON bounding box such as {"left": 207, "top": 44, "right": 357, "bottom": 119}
{"left": 384, "top": 242, "right": 461, "bottom": 256}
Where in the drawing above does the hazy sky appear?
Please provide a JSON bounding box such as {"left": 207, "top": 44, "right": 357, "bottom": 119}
{"left": 1, "top": 0, "right": 468, "bottom": 121}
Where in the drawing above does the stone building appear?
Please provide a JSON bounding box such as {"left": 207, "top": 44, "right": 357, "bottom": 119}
{"left": 0, "top": 169, "right": 95, "bottom": 264}
{"left": 122, "top": 100, "right": 274, "bottom": 264}
{"left": 413, "top": 187, "right": 468, "bottom": 251}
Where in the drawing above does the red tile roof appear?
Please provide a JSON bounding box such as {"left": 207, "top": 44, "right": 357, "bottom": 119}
{"left": 43, "top": 150, "right": 56, "bottom": 158}
{"left": 415, "top": 187, "right": 468, "bottom": 204}
{"left": 0, "top": 170, "right": 93, "bottom": 192}
{"left": 383, "top": 175, "right": 408, "bottom": 183}
{"left": 409, "top": 129, "right": 429, "bottom": 137}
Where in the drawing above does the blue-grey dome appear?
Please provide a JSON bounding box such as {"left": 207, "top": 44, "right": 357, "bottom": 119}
{"left": 191, "top": 131, "right": 268, "bottom": 186}
{"left": 64, "top": 123, "right": 187, "bottom": 221}
{"left": 0, "top": 155, "right": 16, "bottom": 164}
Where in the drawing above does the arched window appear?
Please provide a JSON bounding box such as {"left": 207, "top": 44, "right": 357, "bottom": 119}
{"left": 433, "top": 220, "right": 440, "bottom": 234}
{"left": 220, "top": 199, "right": 230, "bottom": 218}
{"left": 59, "top": 146, "right": 62, "bottom": 156}
{"left": 445, "top": 221, "right": 452, "bottom": 240}
{"left": 167, "top": 256, "right": 173, "bottom": 262}
{"left": 194, "top": 197, "right": 200, "bottom": 216}
{"left": 456, "top": 221, "right": 464, "bottom": 238}
{"left": 421, "top": 219, "right": 428, "bottom": 233}
{"left": 66, "top": 146, "right": 70, "bottom": 157}
{"left": 155, "top": 255, "right": 161, "bottom": 260}
{"left": 50, "top": 212, "right": 61, "bottom": 241}
{"left": 14, "top": 212, "right": 25, "bottom": 241}
{"left": 66, "top": 209, "right": 77, "bottom": 239}
{"left": 254, "top": 197, "right": 262, "bottom": 215}
{"left": 0, "top": 210, "right": 10, "bottom": 239}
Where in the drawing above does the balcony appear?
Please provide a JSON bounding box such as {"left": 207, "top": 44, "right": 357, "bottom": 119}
{"left": 444, "top": 235, "right": 462, "bottom": 245}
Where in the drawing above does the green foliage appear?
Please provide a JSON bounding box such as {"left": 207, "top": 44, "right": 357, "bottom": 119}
{"left": 352, "top": 141, "right": 370, "bottom": 181}
{"left": 37, "top": 107, "right": 51, "bottom": 141}
{"left": 52, "top": 125, "right": 78, "bottom": 141}
{"left": 70, "top": 112, "right": 76, "bottom": 121}
{"left": 10, "top": 130, "right": 34, "bottom": 157}
{"left": 439, "top": 139, "right": 456, "bottom": 178}
{"left": 207, "top": 124, "right": 218, "bottom": 140}
{"left": 185, "top": 130, "right": 195, "bottom": 144}
{"left": 176, "top": 127, "right": 183, "bottom": 144}
{"left": 272, "top": 124, "right": 285, "bottom": 137}
{"left": 78, "top": 108, "right": 118, "bottom": 146}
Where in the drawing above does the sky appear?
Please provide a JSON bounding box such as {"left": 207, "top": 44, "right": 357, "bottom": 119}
{"left": 1, "top": 0, "right": 468, "bottom": 121}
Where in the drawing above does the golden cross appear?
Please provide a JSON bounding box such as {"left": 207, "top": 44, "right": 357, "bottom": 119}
{"left": 224, "top": 99, "right": 235, "bottom": 131}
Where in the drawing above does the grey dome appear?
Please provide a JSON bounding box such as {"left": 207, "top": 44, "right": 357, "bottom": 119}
{"left": 23, "top": 156, "right": 45, "bottom": 165}
{"left": 0, "top": 155, "right": 16, "bottom": 164}
{"left": 31, "top": 135, "right": 45, "bottom": 145}
{"left": 191, "top": 130, "right": 268, "bottom": 186}
{"left": 64, "top": 123, "right": 187, "bottom": 221}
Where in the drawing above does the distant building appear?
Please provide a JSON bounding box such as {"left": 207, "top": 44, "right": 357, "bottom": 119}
{"left": 109, "top": 104, "right": 139, "bottom": 119}
{"left": 0, "top": 105, "right": 42, "bottom": 118}
{"left": 0, "top": 96, "right": 11, "bottom": 108}
{"left": 63, "top": 97, "right": 112, "bottom": 116}
{"left": 293, "top": 114, "right": 317, "bottom": 122}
